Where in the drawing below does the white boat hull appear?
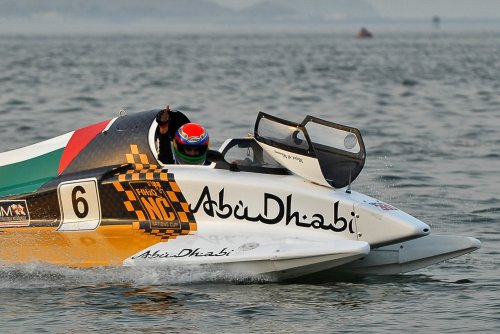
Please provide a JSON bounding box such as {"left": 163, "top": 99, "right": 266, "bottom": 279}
{"left": 335, "top": 235, "right": 481, "bottom": 275}
{"left": 124, "top": 224, "right": 371, "bottom": 280}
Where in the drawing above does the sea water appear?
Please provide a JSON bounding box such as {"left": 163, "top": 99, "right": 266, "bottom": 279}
{"left": 0, "top": 31, "right": 499, "bottom": 333}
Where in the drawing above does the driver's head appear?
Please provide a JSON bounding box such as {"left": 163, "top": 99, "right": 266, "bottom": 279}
{"left": 173, "top": 123, "right": 209, "bottom": 165}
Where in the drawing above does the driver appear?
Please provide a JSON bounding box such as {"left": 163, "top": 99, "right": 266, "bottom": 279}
{"left": 155, "top": 105, "right": 190, "bottom": 164}
{"left": 173, "top": 123, "right": 210, "bottom": 165}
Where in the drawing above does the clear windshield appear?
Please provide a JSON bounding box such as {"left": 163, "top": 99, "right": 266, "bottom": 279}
{"left": 256, "top": 116, "right": 311, "bottom": 154}
{"left": 305, "top": 121, "right": 361, "bottom": 155}
{"left": 254, "top": 113, "right": 366, "bottom": 188}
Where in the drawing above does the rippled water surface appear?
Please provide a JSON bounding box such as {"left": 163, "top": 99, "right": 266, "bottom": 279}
{"left": 0, "top": 32, "right": 499, "bottom": 333}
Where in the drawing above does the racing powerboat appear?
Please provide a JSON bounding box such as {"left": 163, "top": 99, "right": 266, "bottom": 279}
{"left": 0, "top": 109, "right": 480, "bottom": 281}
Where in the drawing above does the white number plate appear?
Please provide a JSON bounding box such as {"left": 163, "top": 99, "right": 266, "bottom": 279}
{"left": 57, "top": 178, "right": 101, "bottom": 231}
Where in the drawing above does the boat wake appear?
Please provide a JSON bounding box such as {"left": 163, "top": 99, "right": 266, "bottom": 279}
{"left": 0, "top": 262, "right": 272, "bottom": 289}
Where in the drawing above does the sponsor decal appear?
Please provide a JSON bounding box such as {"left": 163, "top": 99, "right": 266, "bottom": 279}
{"left": 111, "top": 145, "right": 197, "bottom": 240}
{"left": 191, "top": 186, "right": 356, "bottom": 233}
{"left": 131, "top": 181, "right": 182, "bottom": 229}
{"left": 132, "top": 247, "right": 234, "bottom": 259}
{"left": 274, "top": 150, "right": 304, "bottom": 163}
{"left": 369, "top": 202, "right": 398, "bottom": 211}
{"left": 0, "top": 200, "right": 30, "bottom": 227}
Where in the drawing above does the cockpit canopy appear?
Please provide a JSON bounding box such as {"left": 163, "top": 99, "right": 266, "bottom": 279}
{"left": 253, "top": 112, "right": 366, "bottom": 188}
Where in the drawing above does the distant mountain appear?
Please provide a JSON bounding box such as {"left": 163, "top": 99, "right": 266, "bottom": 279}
{"left": 241, "top": 0, "right": 379, "bottom": 19}
{"left": 0, "top": 0, "right": 234, "bottom": 19}
{"left": 238, "top": 1, "right": 297, "bottom": 18}
{"left": 0, "top": 0, "right": 379, "bottom": 21}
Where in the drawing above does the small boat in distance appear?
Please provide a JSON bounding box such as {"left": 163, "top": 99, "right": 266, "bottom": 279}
{"left": 357, "top": 27, "right": 373, "bottom": 38}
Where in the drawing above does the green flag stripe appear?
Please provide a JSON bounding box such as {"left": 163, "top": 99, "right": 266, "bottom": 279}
{"left": 0, "top": 148, "right": 64, "bottom": 198}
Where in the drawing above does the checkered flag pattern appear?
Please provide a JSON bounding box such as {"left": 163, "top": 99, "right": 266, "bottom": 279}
{"left": 111, "top": 144, "right": 197, "bottom": 241}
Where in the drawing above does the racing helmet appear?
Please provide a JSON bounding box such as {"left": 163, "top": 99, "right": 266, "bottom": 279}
{"left": 173, "top": 123, "right": 209, "bottom": 165}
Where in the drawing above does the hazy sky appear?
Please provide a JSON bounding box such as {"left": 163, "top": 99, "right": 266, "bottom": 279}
{"left": 212, "top": 0, "right": 500, "bottom": 19}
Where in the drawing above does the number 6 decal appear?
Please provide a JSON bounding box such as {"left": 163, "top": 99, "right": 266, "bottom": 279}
{"left": 57, "top": 178, "right": 101, "bottom": 231}
{"left": 72, "top": 186, "right": 89, "bottom": 219}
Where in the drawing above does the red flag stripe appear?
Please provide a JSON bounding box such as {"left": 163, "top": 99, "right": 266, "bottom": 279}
{"left": 58, "top": 119, "right": 112, "bottom": 175}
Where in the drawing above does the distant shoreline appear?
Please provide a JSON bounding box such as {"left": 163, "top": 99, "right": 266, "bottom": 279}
{"left": 3, "top": 18, "right": 500, "bottom": 35}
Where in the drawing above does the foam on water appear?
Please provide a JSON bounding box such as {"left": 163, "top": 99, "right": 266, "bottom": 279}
{"left": 0, "top": 262, "right": 271, "bottom": 289}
